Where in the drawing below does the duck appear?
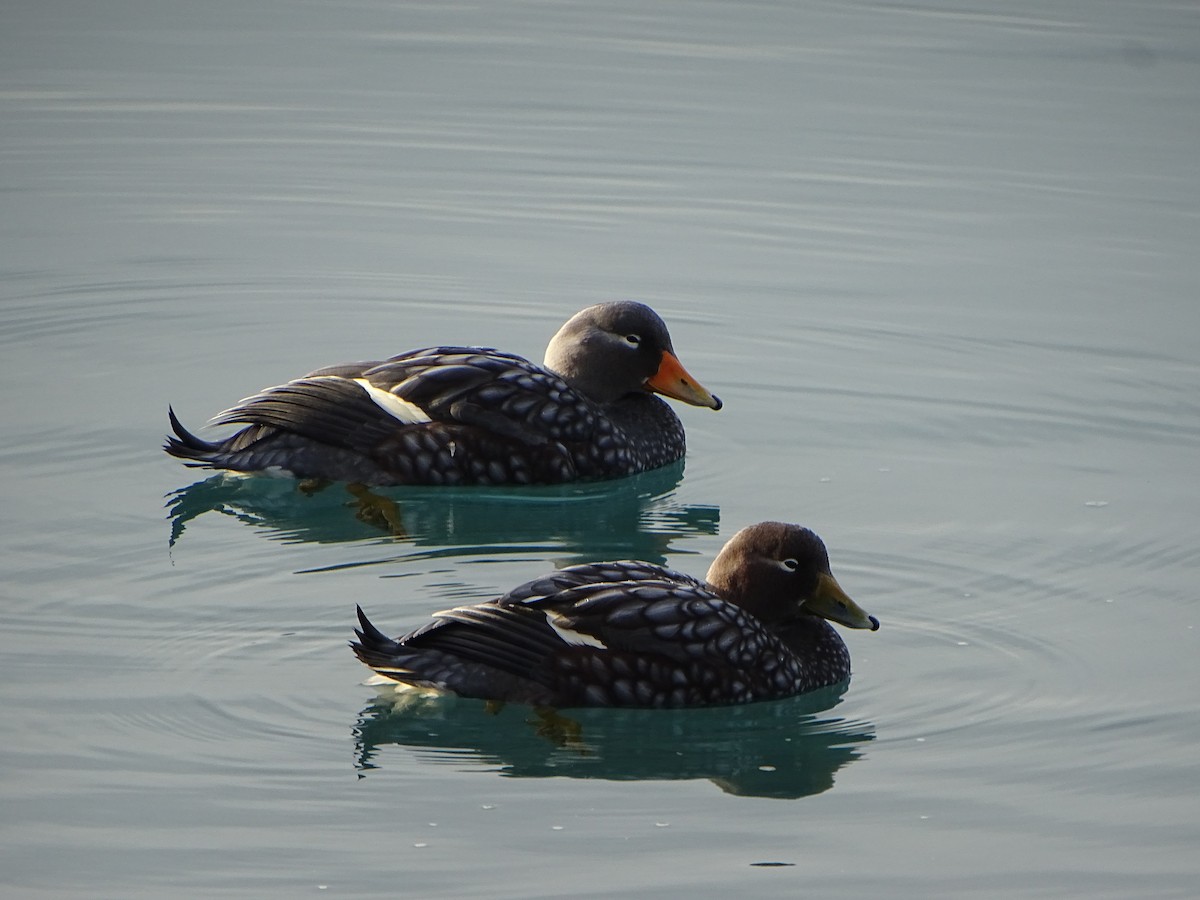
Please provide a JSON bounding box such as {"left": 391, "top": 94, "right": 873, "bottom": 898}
{"left": 164, "top": 301, "right": 721, "bottom": 486}
{"left": 352, "top": 522, "right": 880, "bottom": 708}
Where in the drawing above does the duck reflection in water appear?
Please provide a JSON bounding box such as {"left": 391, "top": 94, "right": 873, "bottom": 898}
{"left": 352, "top": 689, "right": 874, "bottom": 800}
{"left": 164, "top": 461, "right": 718, "bottom": 566}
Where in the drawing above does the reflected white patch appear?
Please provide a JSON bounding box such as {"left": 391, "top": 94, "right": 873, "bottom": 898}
{"left": 219, "top": 468, "right": 295, "bottom": 480}
{"left": 354, "top": 378, "right": 431, "bottom": 424}
{"left": 365, "top": 675, "right": 452, "bottom": 713}
{"left": 364, "top": 673, "right": 410, "bottom": 687}
{"left": 546, "top": 613, "right": 608, "bottom": 649}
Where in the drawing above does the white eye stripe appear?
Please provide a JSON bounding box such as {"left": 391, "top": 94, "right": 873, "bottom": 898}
{"left": 778, "top": 558, "right": 799, "bottom": 572}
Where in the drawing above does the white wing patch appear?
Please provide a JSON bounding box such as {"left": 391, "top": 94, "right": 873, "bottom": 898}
{"left": 545, "top": 612, "right": 609, "bottom": 649}
{"left": 354, "top": 378, "right": 432, "bottom": 424}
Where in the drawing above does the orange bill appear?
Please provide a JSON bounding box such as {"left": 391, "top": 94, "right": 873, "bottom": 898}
{"left": 645, "top": 350, "right": 722, "bottom": 410}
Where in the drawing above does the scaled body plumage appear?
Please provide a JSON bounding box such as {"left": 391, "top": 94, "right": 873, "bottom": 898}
{"left": 165, "top": 302, "right": 720, "bottom": 485}
{"left": 352, "top": 523, "right": 880, "bottom": 708}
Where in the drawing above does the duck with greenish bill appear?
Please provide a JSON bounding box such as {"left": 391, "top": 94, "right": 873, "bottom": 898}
{"left": 352, "top": 522, "right": 880, "bottom": 708}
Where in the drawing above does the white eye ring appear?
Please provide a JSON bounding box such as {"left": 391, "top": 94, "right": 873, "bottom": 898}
{"left": 780, "top": 558, "right": 799, "bottom": 571}
{"left": 625, "top": 333, "right": 641, "bottom": 346}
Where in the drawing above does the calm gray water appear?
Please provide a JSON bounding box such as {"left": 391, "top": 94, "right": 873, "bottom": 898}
{"left": 3, "top": 1, "right": 1199, "bottom": 897}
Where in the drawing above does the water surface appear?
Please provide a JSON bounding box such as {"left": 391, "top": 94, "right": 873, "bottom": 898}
{"left": 3, "top": 1, "right": 1199, "bottom": 897}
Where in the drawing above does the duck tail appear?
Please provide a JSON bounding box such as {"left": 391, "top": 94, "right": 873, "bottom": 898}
{"left": 163, "top": 406, "right": 222, "bottom": 463}
{"left": 351, "top": 605, "right": 405, "bottom": 669}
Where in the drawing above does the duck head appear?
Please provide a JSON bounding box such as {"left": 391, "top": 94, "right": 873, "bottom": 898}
{"left": 705, "top": 521, "right": 879, "bottom": 631}
{"left": 544, "top": 301, "right": 722, "bottom": 409}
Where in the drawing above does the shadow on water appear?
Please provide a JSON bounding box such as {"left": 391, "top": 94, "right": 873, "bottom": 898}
{"left": 165, "top": 461, "right": 719, "bottom": 565}
{"left": 352, "top": 686, "right": 874, "bottom": 800}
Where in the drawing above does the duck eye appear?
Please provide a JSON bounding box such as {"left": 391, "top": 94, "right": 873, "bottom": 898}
{"left": 780, "top": 558, "right": 799, "bottom": 571}
{"left": 625, "top": 333, "right": 641, "bottom": 346}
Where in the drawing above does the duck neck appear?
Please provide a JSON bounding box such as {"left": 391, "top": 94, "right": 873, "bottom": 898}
{"left": 775, "top": 616, "right": 853, "bottom": 687}
{"left": 603, "top": 394, "right": 686, "bottom": 470}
